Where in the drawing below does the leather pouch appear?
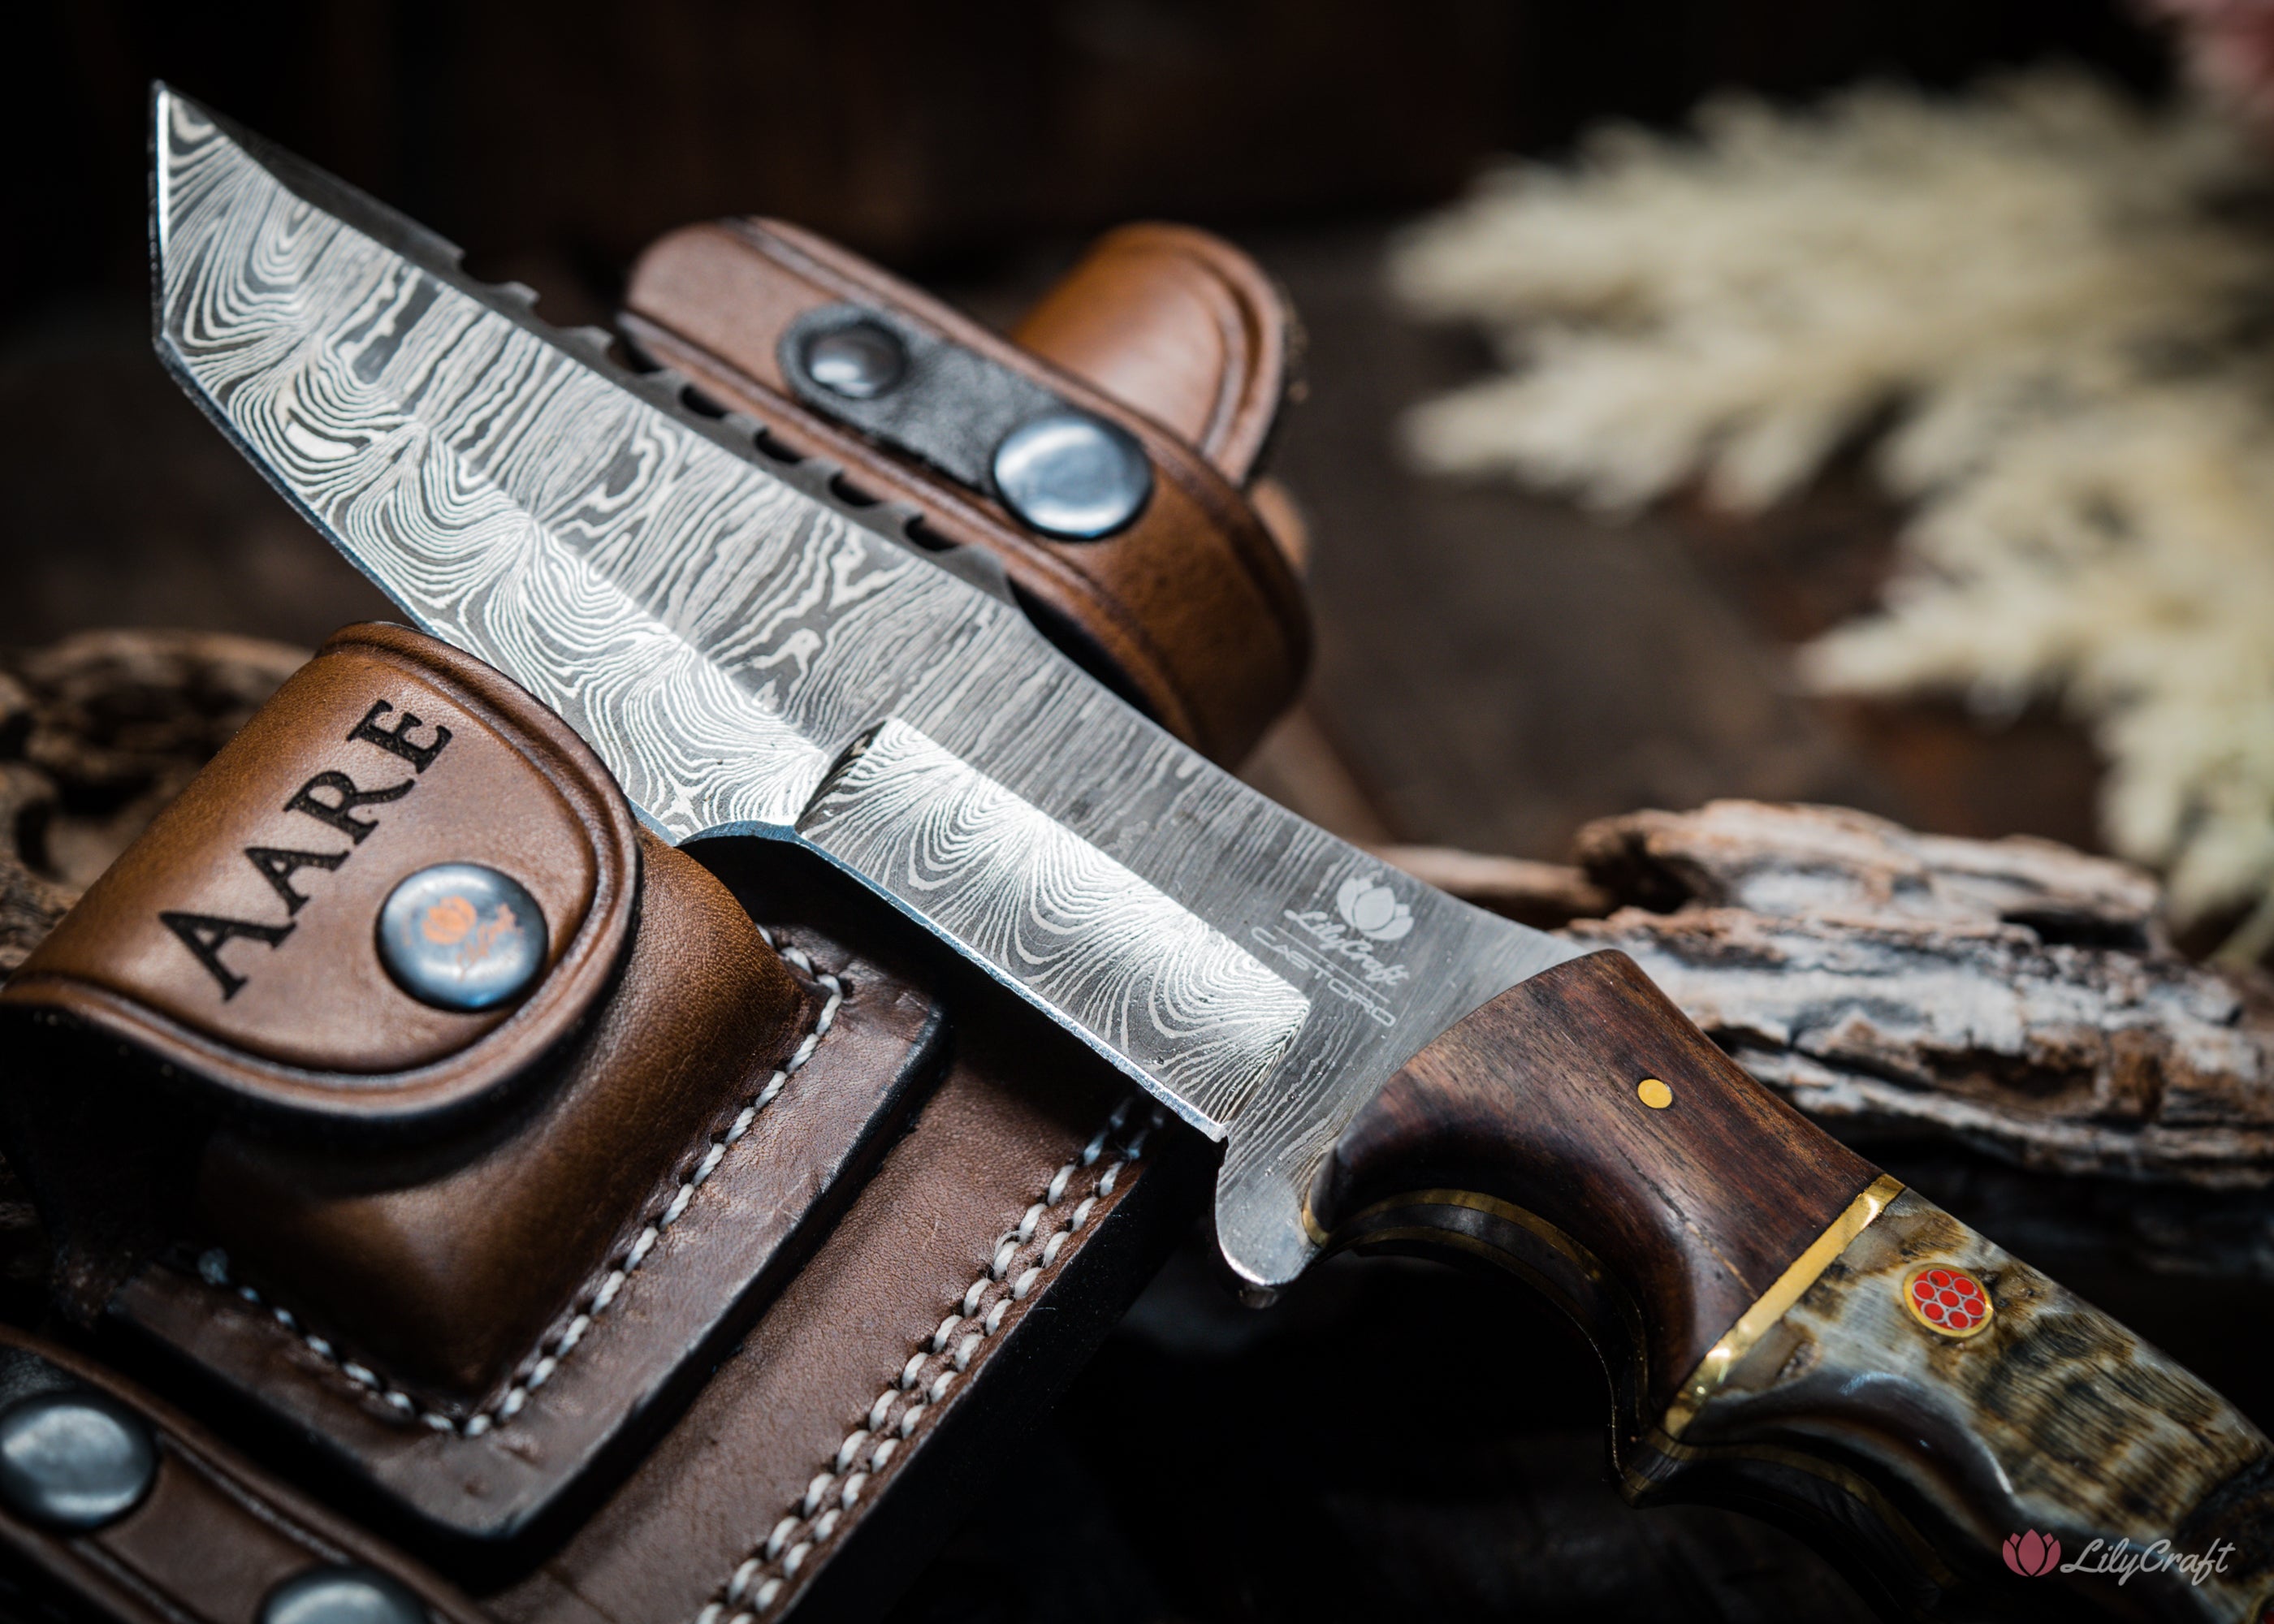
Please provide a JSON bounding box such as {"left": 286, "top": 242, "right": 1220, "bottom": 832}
{"left": 0, "top": 218, "right": 1301, "bottom": 1615}
{"left": 0, "top": 622, "right": 945, "bottom": 1542}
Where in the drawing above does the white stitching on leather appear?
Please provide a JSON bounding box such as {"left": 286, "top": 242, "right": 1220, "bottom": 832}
{"left": 693, "top": 1098, "right": 1160, "bottom": 1624}
{"left": 198, "top": 932, "right": 844, "bottom": 1437}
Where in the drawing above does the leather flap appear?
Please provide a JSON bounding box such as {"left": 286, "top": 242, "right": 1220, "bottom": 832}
{"left": 1010, "top": 221, "right": 1295, "bottom": 485}
{"left": 2, "top": 623, "right": 641, "bottom": 1133}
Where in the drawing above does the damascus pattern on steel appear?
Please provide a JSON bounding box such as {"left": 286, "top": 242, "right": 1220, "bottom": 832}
{"left": 803, "top": 720, "right": 1310, "bottom": 1123}
{"left": 149, "top": 87, "right": 1583, "bottom": 1287}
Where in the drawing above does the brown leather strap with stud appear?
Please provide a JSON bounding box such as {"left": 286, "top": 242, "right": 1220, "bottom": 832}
{"left": 0, "top": 1326, "right": 482, "bottom": 1623}
{"left": 620, "top": 218, "right": 1309, "bottom": 764}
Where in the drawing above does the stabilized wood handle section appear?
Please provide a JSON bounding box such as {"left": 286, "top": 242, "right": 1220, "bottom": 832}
{"left": 1316, "top": 950, "right": 2274, "bottom": 1622}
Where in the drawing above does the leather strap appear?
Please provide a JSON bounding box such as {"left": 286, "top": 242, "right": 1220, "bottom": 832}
{"left": 0, "top": 1327, "right": 483, "bottom": 1623}
{"left": 620, "top": 218, "right": 1308, "bottom": 764}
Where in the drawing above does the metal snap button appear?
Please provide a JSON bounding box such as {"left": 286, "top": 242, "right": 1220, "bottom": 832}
{"left": 802, "top": 321, "right": 907, "bottom": 400}
{"left": 991, "top": 410, "right": 1153, "bottom": 539}
{"left": 376, "top": 862, "right": 547, "bottom": 1012}
{"left": 0, "top": 1391, "right": 157, "bottom": 1531}
{"left": 261, "top": 1565, "right": 430, "bottom": 1624}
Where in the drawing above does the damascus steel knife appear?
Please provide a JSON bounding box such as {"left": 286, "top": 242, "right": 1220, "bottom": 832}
{"left": 149, "top": 86, "right": 2272, "bottom": 1621}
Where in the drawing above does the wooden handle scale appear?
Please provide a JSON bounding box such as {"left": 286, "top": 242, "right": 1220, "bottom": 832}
{"left": 1312, "top": 950, "right": 2274, "bottom": 1622}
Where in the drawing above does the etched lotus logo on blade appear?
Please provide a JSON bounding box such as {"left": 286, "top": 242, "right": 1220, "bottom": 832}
{"left": 1336, "top": 877, "right": 1413, "bottom": 942}
{"left": 2003, "top": 1530, "right": 2062, "bottom": 1577}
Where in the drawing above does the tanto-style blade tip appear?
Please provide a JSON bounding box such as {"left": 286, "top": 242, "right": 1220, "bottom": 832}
{"left": 141, "top": 88, "right": 952, "bottom": 601}
{"left": 149, "top": 85, "right": 644, "bottom": 421}
{"left": 150, "top": 79, "right": 469, "bottom": 302}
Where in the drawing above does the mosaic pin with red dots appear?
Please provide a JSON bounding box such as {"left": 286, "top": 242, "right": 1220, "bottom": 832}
{"left": 1901, "top": 1265, "right": 1995, "bottom": 1339}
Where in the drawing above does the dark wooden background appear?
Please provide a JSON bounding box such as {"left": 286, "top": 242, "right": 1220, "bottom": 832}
{"left": 0, "top": 4, "right": 2203, "bottom": 1619}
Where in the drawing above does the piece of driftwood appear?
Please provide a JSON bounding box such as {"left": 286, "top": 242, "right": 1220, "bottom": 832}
{"left": 1571, "top": 801, "right": 2274, "bottom": 1186}
{"left": 1372, "top": 842, "right": 1611, "bottom": 930}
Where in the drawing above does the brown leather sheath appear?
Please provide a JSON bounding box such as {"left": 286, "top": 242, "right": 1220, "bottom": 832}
{"left": 0, "top": 221, "right": 1303, "bottom": 1620}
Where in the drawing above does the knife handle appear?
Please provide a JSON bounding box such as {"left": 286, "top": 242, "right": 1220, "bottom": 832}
{"left": 1312, "top": 949, "right": 2274, "bottom": 1621}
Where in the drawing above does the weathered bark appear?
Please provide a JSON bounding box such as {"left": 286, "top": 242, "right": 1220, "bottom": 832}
{"left": 0, "top": 628, "right": 305, "bottom": 1311}
{"left": 0, "top": 762, "right": 73, "bottom": 977}
{"left": 1369, "top": 842, "right": 1611, "bottom": 931}
{"left": 1567, "top": 801, "right": 2274, "bottom": 1187}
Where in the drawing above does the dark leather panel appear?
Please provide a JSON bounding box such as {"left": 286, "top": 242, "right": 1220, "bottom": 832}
{"left": 111, "top": 924, "right": 944, "bottom": 1542}
{"left": 488, "top": 991, "right": 1203, "bottom": 1624}
{"left": 778, "top": 303, "right": 1083, "bottom": 497}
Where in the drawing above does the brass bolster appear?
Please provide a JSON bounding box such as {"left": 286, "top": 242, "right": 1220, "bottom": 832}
{"left": 1662, "top": 1173, "right": 1906, "bottom": 1439}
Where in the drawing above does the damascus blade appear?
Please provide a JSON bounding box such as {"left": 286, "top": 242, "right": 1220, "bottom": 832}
{"left": 148, "top": 84, "right": 1582, "bottom": 1288}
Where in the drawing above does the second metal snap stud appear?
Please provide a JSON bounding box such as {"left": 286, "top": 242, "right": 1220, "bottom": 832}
{"left": 0, "top": 1390, "right": 157, "bottom": 1531}
{"left": 260, "top": 1565, "right": 431, "bottom": 1624}
{"left": 992, "top": 410, "right": 1153, "bottom": 539}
